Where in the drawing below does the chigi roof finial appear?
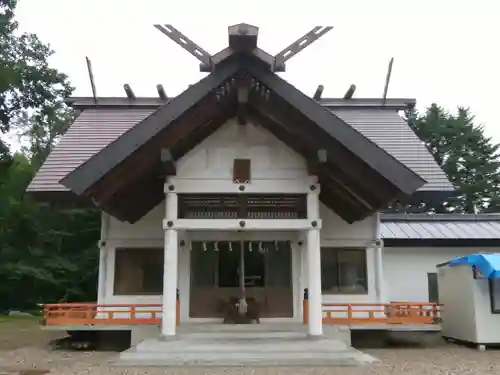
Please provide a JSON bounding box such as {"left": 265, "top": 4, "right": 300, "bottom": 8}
{"left": 154, "top": 23, "right": 333, "bottom": 73}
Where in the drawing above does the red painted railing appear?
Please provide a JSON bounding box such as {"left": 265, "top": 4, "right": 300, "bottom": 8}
{"left": 43, "top": 302, "right": 180, "bottom": 326}
{"left": 303, "top": 301, "right": 440, "bottom": 325}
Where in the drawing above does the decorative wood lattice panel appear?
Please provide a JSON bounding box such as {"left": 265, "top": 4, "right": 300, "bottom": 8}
{"left": 178, "top": 194, "right": 307, "bottom": 219}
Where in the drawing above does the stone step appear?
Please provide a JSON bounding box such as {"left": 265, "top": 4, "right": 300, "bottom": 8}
{"left": 118, "top": 349, "right": 377, "bottom": 367}
{"left": 136, "top": 339, "right": 349, "bottom": 353}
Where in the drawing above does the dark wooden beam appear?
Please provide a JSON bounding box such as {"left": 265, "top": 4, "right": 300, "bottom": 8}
{"left": 228, "top": 23, "right": 259, "bottom": 52}
{"left": 250, "top": 89, "right": 401, "bottom": 205}
{"left": 244, "top": 60, "right": 426, "bottom": 196}
{"left": 313, "top": 85, "right": 324, "bottom": 101}
{"left": 317, "top": 149, "right": 327, "bottom": 163}
{"left": 89, "top": 93, "right": 231, "bottom": 204}
{"left": 319, "top": 185, "right": 368, "bottom": 223}
{"left": 274, "top": 26, "right": 333, "bottom": 71}
{"left": 318, "top": 166, "right": 374, "bottom": 211}
{"left": 102, "top": 171, "right": 165, "bottom": 223}
{"left": 154, "top": 24, "right": 213, "bottom": 71}
{"left": 61, "top": 53, "right": 241, "bottom": 197}
{"left": 157, "top": 84, "right": 168, "bottom": 100}
{"left": 249, "top": 109, "right": 379, "bottom": 221}
{"left": 124, "top": 84, "right": 135, "bottom": 99}
{"left": 160, "top": 148, "right": 176, "bottom": 175}
{"left": 170, "top": 101, "right": 236, "bottom": 159}
{"left": 236, "top": 74, "right": 251, "bottom": 125}
{"left": 343, "top": 84, "right": 356, "bottom": 99}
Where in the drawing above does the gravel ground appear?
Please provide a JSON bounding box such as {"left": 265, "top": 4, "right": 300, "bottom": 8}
{"left": 2, "top": 319, "right": 500, "bottom": 374}
{"left": 2, "top": 345, "right": 500, "bottom": 374}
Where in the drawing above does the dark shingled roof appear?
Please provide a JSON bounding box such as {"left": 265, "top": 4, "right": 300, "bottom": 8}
{"left": 27, "top": 98, "right": 452, "bottom": 193}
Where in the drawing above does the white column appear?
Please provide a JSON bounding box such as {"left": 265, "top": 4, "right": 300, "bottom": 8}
{"left": 375, "top": 246, "right": 385, "bottom": 303}
{"left": 97, "top": 246, "right": 107, "bottom": 304}
{"left": 97, "top": 212, "right": 110, "bottom": 304}
{"left": 307, "top": 181, "right": 323, "bottom": 337}
{"left": 162, "top": 185, "right": 179, "bottom": 337}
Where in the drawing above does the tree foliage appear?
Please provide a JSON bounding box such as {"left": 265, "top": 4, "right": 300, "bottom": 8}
{"left": 0, "top": 0, "right": 499, "bottom": 312}
{"left": 397, "top": 104, "right": 500, "bottom": 213}
{"left": 0, "top": 0, "right": 98, "bottom": 311}
{"left": 0, "top": 0, "right": 72, "bottom": 130}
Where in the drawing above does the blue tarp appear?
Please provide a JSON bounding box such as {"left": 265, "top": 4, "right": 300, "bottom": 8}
{"left": 448, "top": 253, "right": 500, "bottom": 279}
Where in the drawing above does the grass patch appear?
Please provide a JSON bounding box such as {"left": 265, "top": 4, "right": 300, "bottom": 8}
{"left": 0, "top": 314, "right": 39, "bottom": 324}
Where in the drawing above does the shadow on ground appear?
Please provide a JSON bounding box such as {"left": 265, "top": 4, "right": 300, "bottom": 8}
{"left": 351, "top": 330, "right": 446, "bottom": 349}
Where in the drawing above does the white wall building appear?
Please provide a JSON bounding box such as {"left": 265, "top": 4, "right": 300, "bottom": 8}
{"left": 28, "top": 23, "right": 491, "bottom": 339}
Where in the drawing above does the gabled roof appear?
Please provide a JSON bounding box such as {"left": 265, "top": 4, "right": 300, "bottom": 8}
{"left": 61, "top": 57, "right": 241, "bottom": 196}
{"left": 30, "top": 53, "right": 427, "bottom": 223}
{"left": 27, "top": 100, "right": 452, "bottom": 194}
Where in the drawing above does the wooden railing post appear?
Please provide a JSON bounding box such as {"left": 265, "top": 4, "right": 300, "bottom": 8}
{"left": 303, "top": 288, "right": 309, "bottom": 325}
{"left": 130, "top": 306, "right": 136, "bottom": 320}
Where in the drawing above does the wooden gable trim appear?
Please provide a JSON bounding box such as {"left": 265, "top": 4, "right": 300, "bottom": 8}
{"left": 60, "top": 57, "right": 242, "bottom": 196}
{"left": 88, "top": 97, "right": 236, "bottom": 205}
{"left": 249, "top": 110, "right": 385, "bottom": 223}
{"left": 55, "top": 53, "right": 425, "bottom": 223}
{"left": 242, "top": 58, "right": 426, "bottom": 196}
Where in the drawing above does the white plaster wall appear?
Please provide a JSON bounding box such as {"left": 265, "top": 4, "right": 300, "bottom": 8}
{"left": 383, "top": 247, "right": 500, "bottom": 302}
{"left": 438, "top": 265, "right": 479, "bottom": 341}
{"left": 100, "top": 118, "right": 377, "bottom": 320}
{"left": 175, "top": 119, "right": 308, "bottom": 180}
{"left": 472, "top": 273, "right": 500, "bottom": 344}
{"left": 439, "top": 263, "right": 500, "bottom": 344}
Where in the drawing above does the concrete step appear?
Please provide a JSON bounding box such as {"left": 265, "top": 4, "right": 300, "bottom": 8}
{"left": 117, "top": 330, "right": 376, "bottom": 367}
{"left": 135, "top": 337, "right": 349, "bottom": 353}
{"left": 118, "top": 347, "right": 376, "bottom": 367}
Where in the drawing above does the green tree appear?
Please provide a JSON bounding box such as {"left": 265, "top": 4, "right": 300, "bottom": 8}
{"left": 0, "top": 154, "right": 100, "bottom": 310}
{"left": 0, "top": 0, "right": 72, "bottom": 174}
{"left": 0, "top": 0, "right": 99, "bottom": 311}
{"left": 403, "top": 104, "right": 500, "bottom": 213}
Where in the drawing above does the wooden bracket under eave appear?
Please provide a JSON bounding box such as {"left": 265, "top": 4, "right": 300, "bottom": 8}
{"left": 307, "top": 149, "right": 327, "bottom": 175}
{"left": 161, "top": 148, "right": 177, "bottom": 175}
{"left": 236, "top": 74, "right": 251, "bottom": 125}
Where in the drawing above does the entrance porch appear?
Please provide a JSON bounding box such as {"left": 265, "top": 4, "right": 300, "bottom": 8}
{"left": 158, "top": 176, "right": 324, "bottom": 337}
{"left": 43, "top": 170, "right": 438, "bottom": 335}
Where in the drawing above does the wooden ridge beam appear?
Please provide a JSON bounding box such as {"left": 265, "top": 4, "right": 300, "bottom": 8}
{"left": 123, "top": 84, "right": 135, "bottom": 99}
{"left": 313, "top": 85, "right": 324, "bottom": 101}
{"left": 343, "top": 84, "right": 356, "bottom": 99}
{"left": 157, "top": 84, "right": 168, "bottom": 100}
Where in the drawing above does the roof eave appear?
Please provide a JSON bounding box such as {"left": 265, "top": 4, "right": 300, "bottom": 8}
{"left": 66, "top": 96, "right": 417, "bottom": 111}
{"left": 60, "top": 57, "right": 242, "bottom": 196}
{"left": 242, "top": 58, "right": 426, "bottom": 196}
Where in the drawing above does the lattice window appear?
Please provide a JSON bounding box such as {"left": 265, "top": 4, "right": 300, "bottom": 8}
{"left": 178, "top": 194, "right": 307, "bottom": 219}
